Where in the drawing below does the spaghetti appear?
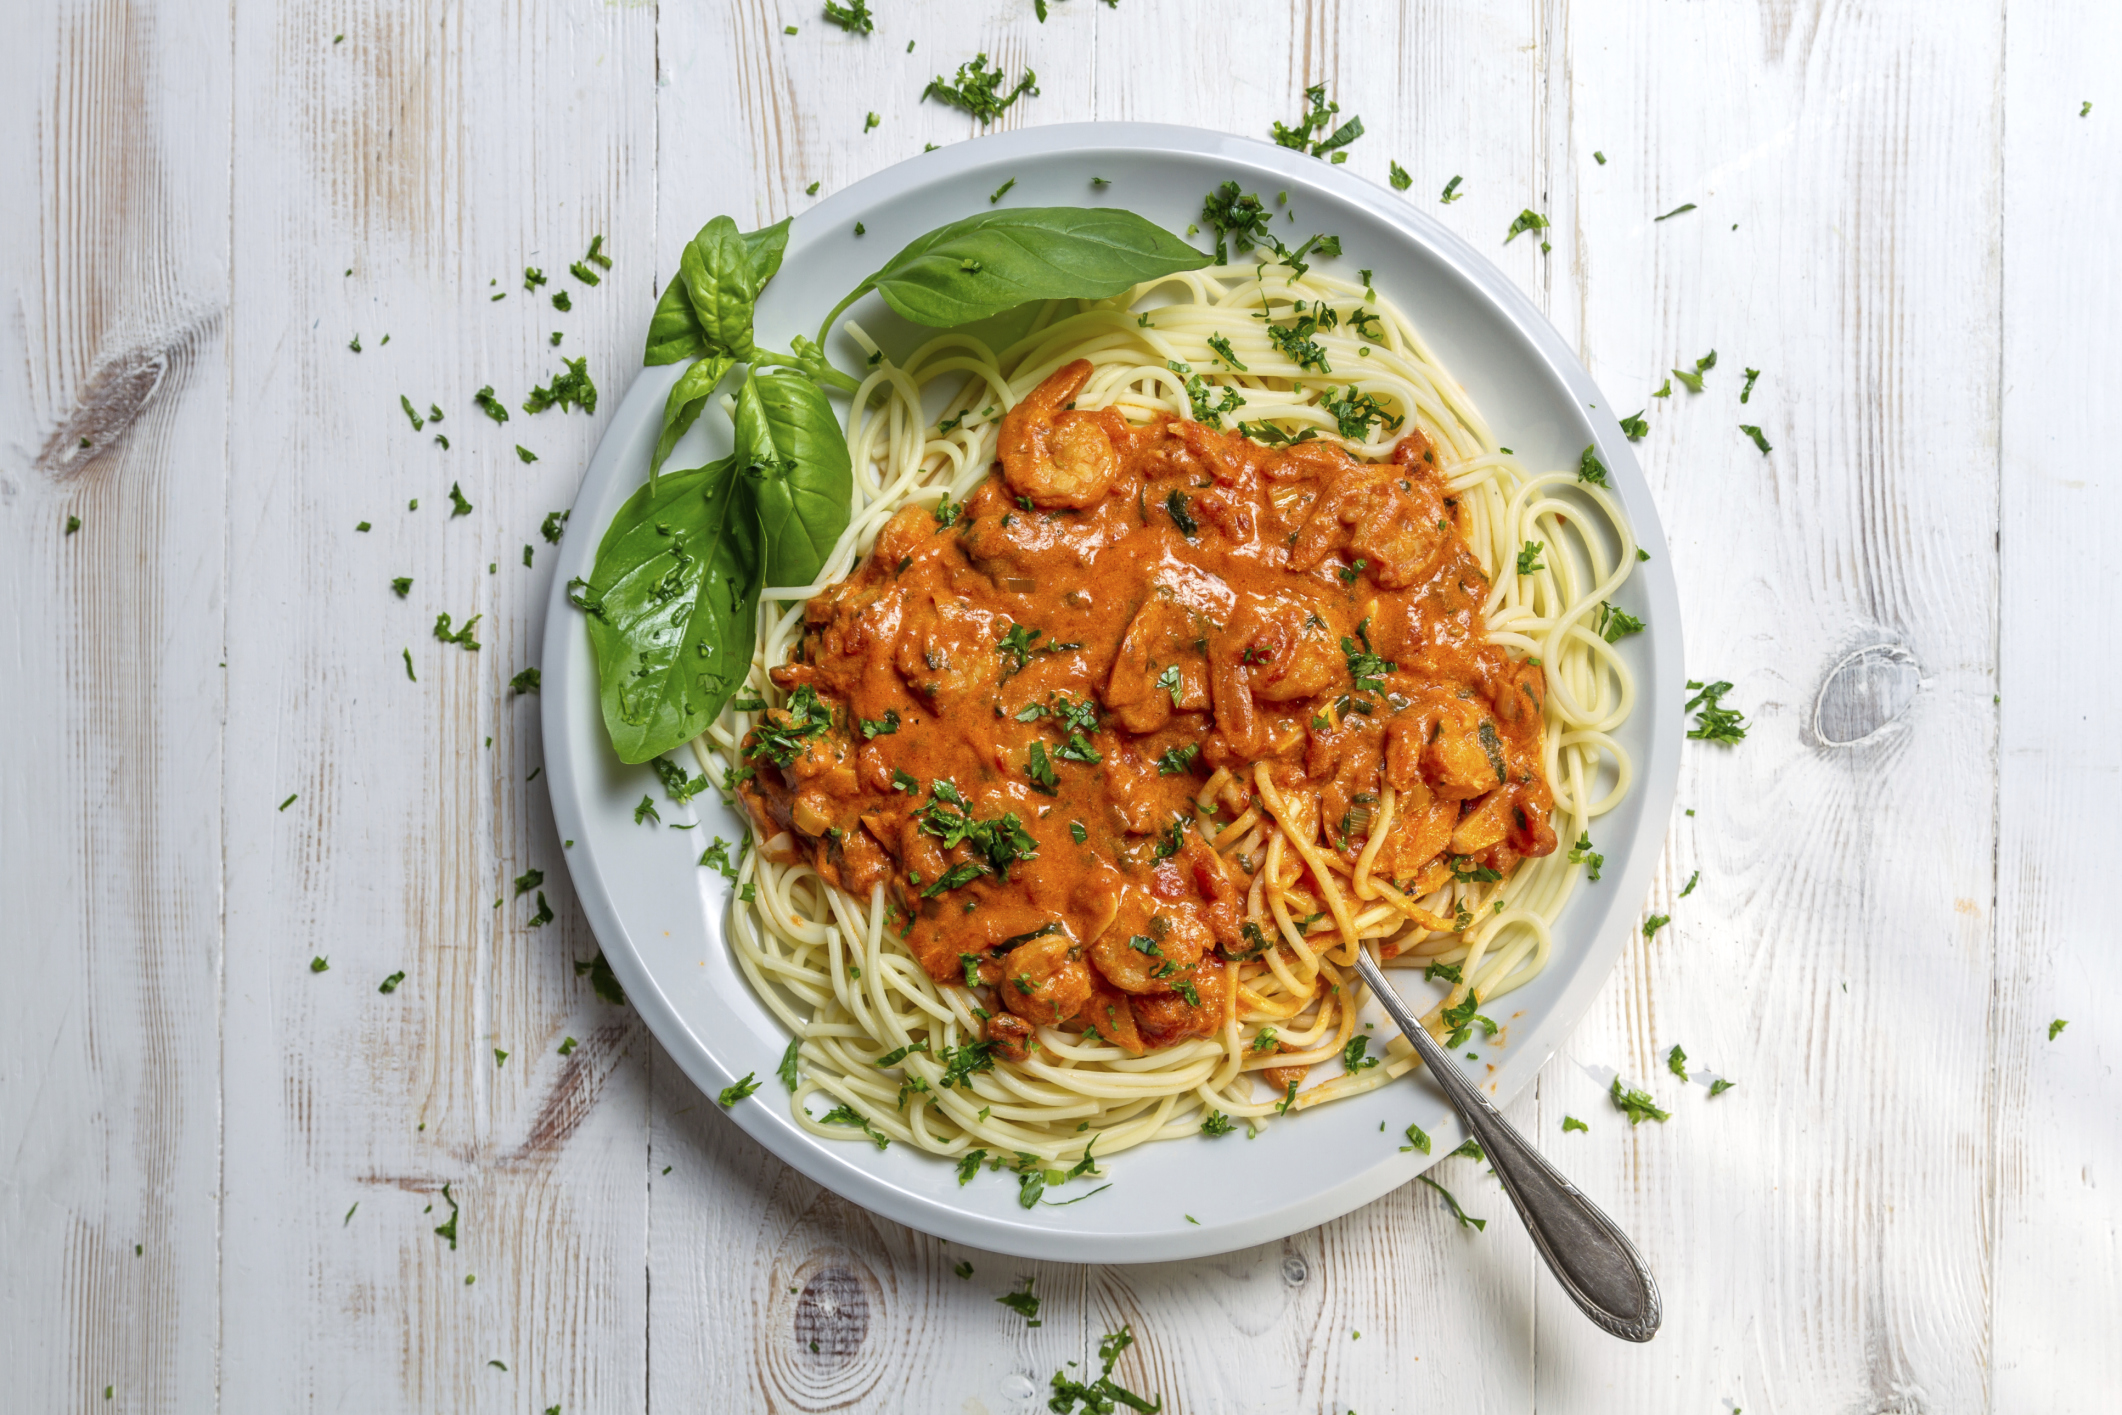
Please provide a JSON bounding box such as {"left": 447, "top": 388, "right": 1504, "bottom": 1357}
{"left": 683, "top": 257, "right": 1639, "bottom": 1182}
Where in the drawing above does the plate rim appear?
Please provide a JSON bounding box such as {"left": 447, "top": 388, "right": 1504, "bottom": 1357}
{"left": 541, "top": 120, "right": 1685, "bottom": 1263}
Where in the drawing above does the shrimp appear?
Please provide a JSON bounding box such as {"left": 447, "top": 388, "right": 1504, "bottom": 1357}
{"left": 999, "top": 929, "right": 1093, "bottom": 1027}
{"left": 997, "top": 359, "right": 1119, "bottom": 509}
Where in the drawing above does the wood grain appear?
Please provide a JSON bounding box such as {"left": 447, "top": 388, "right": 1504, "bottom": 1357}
{"left": 1992, "top": 3, "right": 2122, "bottom": 1407}
{"left": 215, "top": 3, "right": 657, "bottom": 1411}
{"left": 1546, "top": 4, "right": 2006, "bottom": 1411}
{"left": 5, "top": 0, "right": 2120, "bottom": 1409}
{"left": 0, "top": 2, "right": 229, "bottom": 1411}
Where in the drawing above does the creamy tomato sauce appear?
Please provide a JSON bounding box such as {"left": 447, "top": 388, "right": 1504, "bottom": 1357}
{"left": 738, "top": 360, "right": 1557, "bottom": 1061}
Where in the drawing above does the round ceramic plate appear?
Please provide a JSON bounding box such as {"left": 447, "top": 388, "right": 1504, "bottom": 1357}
{"left": 542, "top": 122, "right": 1683, "bottom": 1263}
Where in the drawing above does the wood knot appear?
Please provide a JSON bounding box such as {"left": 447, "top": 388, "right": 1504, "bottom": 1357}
{"left": 793, "top": 1263, "right": 871, "bottom": 1362}
{"left": 1812, "top": 643, "right": 1921, "bottom": 747}
{"left": 1281, "top": 1253, "right": 1309, "bottom": 1285}
{"left": 33, "top": 308, "right": 216, "bottom": 479}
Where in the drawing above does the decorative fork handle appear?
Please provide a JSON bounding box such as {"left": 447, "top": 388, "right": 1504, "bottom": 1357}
{"left": 1353, "top": 949, "right": 1662, "bottom": 1342}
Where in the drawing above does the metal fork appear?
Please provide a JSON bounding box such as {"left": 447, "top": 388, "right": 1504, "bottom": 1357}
{"left": 1352, "top": 948, "right": 1662, "bottom": 1342}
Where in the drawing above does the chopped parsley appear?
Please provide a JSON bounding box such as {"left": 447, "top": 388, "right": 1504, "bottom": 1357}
{"left": 1440, "top": 991, "right": 1498, "bottom": 1049}
{"left": 1167, "top": 359, "right": 1245, "bottom": 427}
{"left": 1563, "top": 1115, "right": 1588, "bottom": 1133}
{"left": 2050, "top": 1018, "right": 2070, "bottom": 1041}
{"left": 1400, "top": 1123, "right": 1431, "bottom": 1154}
{"left": 746, "top": 685, "right": 834, "bottom": 765}
{"left": 473, "top": 386, "right": 510, "bottom": 424}
{"left": 432, "top": 1181, "right": 459, "bottom": 1248}
{"left": 995, "top": 1276, "right": 1043, "bottom": 1323}
{"left": 540, "top": 509, "right": 569, "bottom": 542}
{"left": 1667, "top": 1044, "right": 1688, "bottom": 1080}
{"left": 1619, "top": 409, "right": 1649, "bottom": 441}
{"left": 1709, "top": 1077, "right": 1736, "bottom": 1097}
{"left": 1680, "top": 869, "right": 1700, "bottom": 897}
{"left": 1164, "top": 489, "right": 1199, "bottom": 536}
{"left": 1643, "top": 913, "right": 1670, "bottom": 939}
{"left": 378, "top": 971, "right": 405, "bottom": 994}
{"left": 433, "top": 611, "right": 482, "bottom": 650}
{"left": 1271, "top": 82, "right": 1364, "bottom": 161}
{"left": 989, "top": 177, "right": 1016, "bottom": 204}
{"left": 922, "top": 52, "right": 1037, "bottom": 124}
{"left": 700, "top": 837, "right": 740, "bottom": 882}
{"left": 1321, "top": 384, "right": 1402, "bottom": 439}
{"left": 1341, "top": 620, "right": 1395, "bottom": 693}
{"left": 1673, "top": 349, "right": 1716, "bottom": 392}
{"left": 523, "top": 266, "right": 547, "bottom": 292}
{"left": 1440, "top": 174, "right": 1466, "bottom": 204}
{"left": 1424, "top": 961, "right": 1463, "bottom": 985}
{"left": 510, "top": 666, "right": 541, "bottom": 694}
{"left": 514, "top": 867, "right": 544, "bottom": 896}
{"left": 1609, "top": 1076, "right": 1670, "bottom": 1125}
{"left": 309, "top": 955, "right": 328, "bottom": 972}
{"left": 1417, "top": 1173, "right": 1486, "bottom": 1230}
{"left": 1156, "top": 743, "right": 1199, "bottom": 776}
{"left": 1504, "top": 209, "right": 1550, "bottom": 244}
{"left": 1047, "top": 1326, "right": 1160, "bottom": 1414}
{"left": 1264, "top": 306, "right": 1332, "bottom": 373}
{"left": 1740, "top": 367, "right": 1761, "bottom": 404}
{"left": 860, "top": 709, "right": 901, "bottom": 739}
{"left": 1516, "top": 540, "right": 1545, "bottom": 576}
{"left": 1740, "top": 423, "right": 1773, "bottom": 455}
{"left": 1684, "top": 678, "right": 1749, "bottom": 743}
{"left": 1201, "top": 1110, "right": 1236, "bottom": 1136}
{"left": 1069, "top": 820, "right": 1087, "bottom": 844}
{"left": 634, "top": 794, "right": 661, "bottom": 826}
{"left": 523, "top": 357, "right": 597, "bottom": 415}
{"left": 822, "top": 0, "right": 874, "bottom": 33}
{"left": 1653, "top": 202, "right": 1697, "bottom": 221}
{"left": 1596, "top": 602, "right": 1645, "bottom": 642}
{"left": 1342, "top": 1035, "right": 1379, "bottom": 1073}
{"left": 529, "top": 892, "right": 556, "bottom": 928}
{"left": 1569, "top": 832, "right": 1604, "bottom": 881}
{"left": 1200, "top": 181, "right": 1273, "bottom": 264}
{"left": 1206, "top": 333, "right": 1247, "bottom": 371}
{"left": 448, "top": 481, "right": 474, "bottom": 516}
{"left": 402, "top": 648, "right": 416, "bottom": 681}
{"left": 817, "top": 1102, "right": 889, "bottom": 1148}
{"left": 1577, "top": 443, "right": 1610, "bottom": 487}
{"left": 1388, "top": 159, "right": 1412, "bottom": 190}
{"left": 400, "top": 394, "right": 425, "bottom": 431}
{"left": 1025, "top": 741, "right": 1061, "bottom": 794}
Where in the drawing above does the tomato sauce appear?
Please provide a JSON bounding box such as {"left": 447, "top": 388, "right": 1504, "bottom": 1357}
{"left": 739, "top": 361, "right": 1556, "bottom": 1059}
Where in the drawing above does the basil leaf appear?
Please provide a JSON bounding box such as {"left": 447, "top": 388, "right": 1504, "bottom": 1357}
{"left": 733, "top": 373, "right": 853, "bottom": 588}
{"left": 582, "top": 456, "right": 760, "bottom": 763}
{"left": 651, "top": 354, "right": 736, "bottom": 480}
{"left": 645, "top": 216, "right": 790, "bottom": 366}
{"left": 645, "top": 217, "right": 790, "bottom": 479}
{"left": 816, "top": 207, "right": 1209, "bottom": 343}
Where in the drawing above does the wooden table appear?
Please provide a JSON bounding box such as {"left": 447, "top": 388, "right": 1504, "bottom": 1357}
{"left": 5, "top": 2, "right": 2114, "bottom": 1409}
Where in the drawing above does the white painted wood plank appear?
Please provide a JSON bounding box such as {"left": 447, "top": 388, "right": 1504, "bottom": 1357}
{"left": 0, "top": 3, "right": 229, "bottom": 1411}
{"left": 217, "top": 3, "right": 658, "bottom": 1411}
{"left": 1541, "top": 2, "right": 2004, "bottom": 1411}
{"left": 1992, "top": 7, "right": 2122, "bottom": 1409}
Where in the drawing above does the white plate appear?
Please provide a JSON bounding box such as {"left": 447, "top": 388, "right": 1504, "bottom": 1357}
{"left": 541, "top": 122, "right": 1683, "bottom": 1263}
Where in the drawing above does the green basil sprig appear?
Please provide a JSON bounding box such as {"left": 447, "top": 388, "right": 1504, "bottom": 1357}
{"left": 586, "top": 204, "right": 1213, "bottom": 765}
{"left": 813, "top": 206, "right": 1211, "bottom": 345}
{"left": 645, "top": 217, "right": 788, "bottom": 478}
